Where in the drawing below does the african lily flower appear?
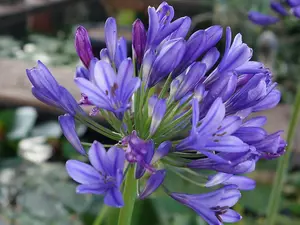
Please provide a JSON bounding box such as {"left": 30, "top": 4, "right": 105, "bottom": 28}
{"left": 26, "top": 2, "right": 286, "bottom": 224}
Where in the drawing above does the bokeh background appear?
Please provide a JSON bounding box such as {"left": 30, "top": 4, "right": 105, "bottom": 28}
{"left": 0, "top": 0, "right": 299, "bottom": 224}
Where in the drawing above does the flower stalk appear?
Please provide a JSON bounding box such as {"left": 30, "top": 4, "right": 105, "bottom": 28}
{"left": 265, "top": 85, "right": 300, "bottom": 225}
{"left": 117, "top": 165, "right": 137, "bottom": 225}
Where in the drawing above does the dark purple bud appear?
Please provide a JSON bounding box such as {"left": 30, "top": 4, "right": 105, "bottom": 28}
{"left": 132, "top": 19, "right": 147, "bottom": 66}
{"left": 248, "top": 11, "right": 279, "bottom": 26}
{"left": 75, "top": 26, "right": 94, "bottom": 68}
{"left": 270, "top": 2, "right": 288, "bottom": 16}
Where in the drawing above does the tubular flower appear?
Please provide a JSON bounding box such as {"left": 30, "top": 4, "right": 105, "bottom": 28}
{"left": 26, "top": 1, "right": 286, "bottom": 224}
{"left": 248, "top": 0, "right": 300, "bottom": 25}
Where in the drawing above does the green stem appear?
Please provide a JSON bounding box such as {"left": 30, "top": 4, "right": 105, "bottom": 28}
{"left": 93, "top": 205, "right": 109, "bottom": 225}
{"left": 117, "top": 165, "right": 137, "bottom": 225}
{"left": 158, "top": 73, "right": 172, "bottom": 99}
{"left": 265, "top": 87, "right": 300, "bottom": 225}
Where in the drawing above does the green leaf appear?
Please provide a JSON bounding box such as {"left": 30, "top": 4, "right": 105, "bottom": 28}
{"left": 62, "top": 141, "right": 84, "bottom": 159}
{"left": 50, "top": 182, "right": 92, "bottom": 213}
{"left": 7, "top": 107, "right": 37, "bottom": 140}
{"left": 17, "top": 190, "right": 69, "bottom": 219}
{"left": 0, "top": 109, "right": 15, "bottom": 132}
{"left": 239, "top": 185, "right": 271, "bottom": 214}
{"left": 31, "top": 121, "right": 62, "bottom": 138}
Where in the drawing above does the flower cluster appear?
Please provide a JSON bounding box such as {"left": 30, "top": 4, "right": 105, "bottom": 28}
{"left": 26, "top": 2, "right": 286, "bottom": 224}
{"left": 249, "top": 0, "right": 300, "bottom": 25}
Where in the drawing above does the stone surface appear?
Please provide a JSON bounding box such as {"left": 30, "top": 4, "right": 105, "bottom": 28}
{"left": 0, "top": 58, "right": 80, "bottom": 112}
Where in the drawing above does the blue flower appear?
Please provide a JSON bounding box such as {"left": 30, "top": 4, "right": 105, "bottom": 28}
{"left": 66, "top": 141, "right": 125, "bottom": 207}
{"left": 122, "top": 131, "right": 171, "bottom": 198}
{"left": 170, "top": 185, "right": 242, "bottom": 225}
{"left": 248, "top": 11, "right": 280, "bottom": 25}
{"left": 25, "top": 1, "right": 287, "bottom": 223}
{"left": 75, "top": 58, "right": 140, "bottom": 118}
{"left": 146, "top": 2, "right": 191, "bottom": 49}
{"left": 248, "top": 0, "right": 300, "bottom": 25}
{"left": 287, "top": 0, "right": 300, "bottom": 7}
{"left": 176, "top": 98, "right": 249, "bottom": 159}
{"left": 26, "top": 61, "right": 84, "bottom": 116}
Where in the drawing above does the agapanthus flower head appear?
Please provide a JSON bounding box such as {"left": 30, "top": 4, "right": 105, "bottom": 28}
{"left": 26, "top": 1, "right": 286, "bottom": 224}
{"left": 248, "top": 0, "right": 300, "bottom": 26}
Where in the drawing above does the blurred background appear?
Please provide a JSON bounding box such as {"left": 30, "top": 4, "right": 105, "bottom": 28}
{"left": 0, "top": 0, "right": 299, "bottom": 224}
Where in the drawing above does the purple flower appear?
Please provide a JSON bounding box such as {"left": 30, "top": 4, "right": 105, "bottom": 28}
{"left": 75, "top": 58, "right": 140, "bottom": 118}
{"left": 270, "top": 2, "right": 289, "bottom": 16}
{"left": 102, "top": 18, "right": 128, "bottom": 68}
{"left": 190, "top": 152, "right": 259, "bottom": 174}
{"left": 66, "top": 141, "right": 125, "bottom": 207}
{"left": 172, "top": 29, "right": 207, "bottom": 77}
{"left": 248, "top": 11, "right": 279, "bottom": 26}
{"left": 205, "top": 27, "right": 263, "bottom": 86}
{"left": 287, "top": 0, "right": 300, "bottom": 7}
{"left": 26, "top": 61, "right": 83, "bottom": 116}
{"left": 25, "top": 2, "right": 287, "bottom": 222}
{"left": 170, "top": 185, "right": 242, "bottom": 225}
{"left": 253, "top": 131, "right": 286, "bottom": 159}
{"left": 146, "top": 2, "right": 190, "bottom": 49}
{"left": 218, "top": 28, "right": 253, "bottom": 74}
{"left": 177, "top": 98, "right": 249, "bottom": 158}
{"left": 145, "top": 38, "right": 186, "bottom": 87}
{"left": 59, "top": 114, "right": 85, "bottom": 155}
{"left": 75, "top": 26, "right": 94, "bottom": 68}
{"left": 122, "top": 131, "right": 171, "bottom": 198}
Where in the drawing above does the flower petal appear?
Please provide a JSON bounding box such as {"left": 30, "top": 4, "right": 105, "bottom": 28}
{"left": 151, "top": 141, "right": 172, "bottom": 164}
{"left": 248, "top": 11, "right": 279, "bottom": 26}
{"left": 220, "top": 209, "right": 242, "bottom": 223}
{"left": 150, "top": 98, "right": 167, "bottom": 135}
{"left": 88, "top": 141, "right": 109, "bottom": 174}
{"left": 76, "top": 183, "right": 108, "bottom": 194}
{"left": 206, "top": 172, "right": 233, "bottom": 187}
{"left": 66, "top": 160, "right": 101, "bottom": 184}
{"left": 104, "top": 187, "right": 124, "bottom": 208}
{"left": 106, "top": 146, "right": 125, "bottom": 176}
{"left": 224, "top": 176, "right": 256, "bottom": 190}
{"left": 105, "top": 17, "right": 118, "bottom": 61}
{"left": 205, "top": 136, "right": 249, "bottom": 152}
{"left": 201, "top": 47, "right": 220, "bottom": 73}
{"left": 139, "top": 170, "right": 166, "bottom": 199}
{"left": 59, "top": 114, "right": 85, "bottom": 155}
{"left": 242, "top": 116, "right": 267, "bottom": 127}
{"left": 74, "top": 77, "right": 112, "bottom": 110}
{"left": 197, "top": 98, "right": 225, "bottom": 136}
